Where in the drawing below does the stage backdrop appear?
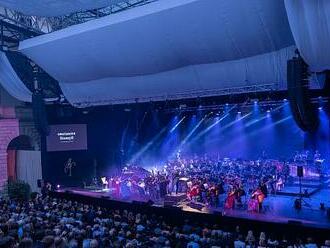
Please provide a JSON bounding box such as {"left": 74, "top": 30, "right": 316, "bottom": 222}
{"left": 40, "top": 102, "right": 330, "bottom": 188}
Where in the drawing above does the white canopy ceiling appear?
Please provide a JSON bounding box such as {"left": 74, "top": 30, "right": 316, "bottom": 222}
{"left": 0, "top": 52, "right": 32, "bottom": 102}
{"left": 19, "top": 0, "right": 297, "bottom": 106}
{"left": 285, "top": 0, "right": 330, "bottom": 72}
{"left": 0, "top": 0, "right": 124, "bottom": 17}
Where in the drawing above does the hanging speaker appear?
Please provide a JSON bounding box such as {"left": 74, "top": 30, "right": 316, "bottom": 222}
{"left": 287, "top": 56, "right": 319, "bottom": 132}
{"left": 32, "top": 90, "right": 50, "bottom": 135}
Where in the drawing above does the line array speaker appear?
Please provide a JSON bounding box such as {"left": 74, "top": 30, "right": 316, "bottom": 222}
{"left": 32, "top": 90, "right": 49, "bottom": 135}
{"left": 287, "top": 56, "right": 319, "bottom": 132}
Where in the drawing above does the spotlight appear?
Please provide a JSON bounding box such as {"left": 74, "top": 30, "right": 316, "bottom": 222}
{"left": 283, "top": 98, "right": 288, "bottom": 102}
{"left": 237, "top": 111, "right": 241, "bottom": 114}
{"left": 318, "top": 107, "right": 323, "bottom": 110}
{"left": 225, "top": 103, "right": 229, "bottom": 106}
{"left": 254, "top": 100, "right": 258, "bottom": 104}
{"left": 56, "top": 184, "right": 60, "bottom": 189}
{"left": 266, "top": 110, "right": 271, "bottom": 113}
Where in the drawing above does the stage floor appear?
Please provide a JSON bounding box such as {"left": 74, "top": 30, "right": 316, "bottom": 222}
{"left": 57, "top": 187, "right": 330, "bottom": 229}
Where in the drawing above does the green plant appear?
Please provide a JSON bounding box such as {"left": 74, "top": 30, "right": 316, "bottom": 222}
{"left": 7, "top": 180, "right": 31, "bottom": 201}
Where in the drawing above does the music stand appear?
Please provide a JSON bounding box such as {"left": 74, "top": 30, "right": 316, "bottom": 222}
{"left": 295, "top": 165, "right": 312, "bottom": 209}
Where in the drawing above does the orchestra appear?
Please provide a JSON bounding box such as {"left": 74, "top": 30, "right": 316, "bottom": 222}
{"left": 93, "top": 150, "right": 323, "bottom": 214}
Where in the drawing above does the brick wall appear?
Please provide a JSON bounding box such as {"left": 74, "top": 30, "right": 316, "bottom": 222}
{"left": 0, "top": 118, "right": 19, "bottom": 187}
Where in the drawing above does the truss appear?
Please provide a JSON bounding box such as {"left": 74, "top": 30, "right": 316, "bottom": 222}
{"left": 0, "top": 0, "right": 158, "bottom": 49}
{"left": 48, "top": 0, "right": 158, "bottom": 31}
{"left": 73, "top": 83, "right": 281, "bottom": 107}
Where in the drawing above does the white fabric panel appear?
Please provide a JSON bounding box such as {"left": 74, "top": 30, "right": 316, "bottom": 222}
{"left": 0, "top": 0, "right": 124, "bottom": 17}
{"left": 0, "top": 52, "right": 32, "bottom": 102}
{"left": 60, "top": 46, "right": 295, "bottom": 107}
{"left": 16, "top": 150, "right": 42, "bottom": 193}
{"left": 285, "top": 0, "right": 330, "bottom": 72}
{"left": 20, "top": 0, "right": 294, "bottom": 83}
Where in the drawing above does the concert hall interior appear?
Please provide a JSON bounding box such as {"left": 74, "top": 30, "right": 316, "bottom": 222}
{"left": 0, "top": 0, "right": 330, "bottom": 247}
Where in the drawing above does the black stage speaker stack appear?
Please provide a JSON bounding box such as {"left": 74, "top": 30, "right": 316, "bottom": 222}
{"left": 297, "top": 165, "right": 304, "bottom": 178}
{"left": 37, "top": 179, "right": 44, "bottom": 188}
{"left": 132, "top": 200, "right": 154, "bottom": 207}
{"left": 287, "top": 54, "right": 319, "bottom": 133}
{"left": 32, "top": 89, "right": 50, "bottom": 136}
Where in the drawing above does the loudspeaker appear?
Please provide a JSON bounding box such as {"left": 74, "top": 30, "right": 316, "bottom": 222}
{"left": 288, "top": 220, "right": 302, "bottom": 225}
{"left": 294, "top": 198, "right": 302, "bottom": 210}
{"left": 132, "top": 200, "right": 153, "bottom": 206}
{"left": 32, "top": 90, "right": 49, "bottom": 135}
{"left": 297, "top": 166, "right": 304, "bottom": 177}
{"left": 287, "top": 56, "right": 319, "bottom": 132}
{"left": 37, "top": 179, "right": 43, "bottom": 188}
{"left": 213, "top": 211, "right": 223, "bottom": 216}
{"left": 164, "top": 205, "right": 182, "bottom": 211}
{"left": 164, "top": 201, "right": 175, "bottom": 207}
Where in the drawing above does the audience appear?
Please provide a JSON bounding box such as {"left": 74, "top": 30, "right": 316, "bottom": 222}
{"left": 0, "top": 195, "right": 327, "bottom": 247}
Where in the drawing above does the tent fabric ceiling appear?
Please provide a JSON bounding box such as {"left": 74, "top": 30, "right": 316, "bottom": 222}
{"left": 285, "top": 0, "right": 330, "bottom": 72}
{"left": 19, "top": 0, "right": 296, "bottom": 106}
{"left": 20, "top": 0, "right": 294, "bottom": 83}
{"left": 0, "top": 0, "right": 124, "bottom": 17}
{"left": 0, "top": 52, "right": 32, "bottom": 102}
{"left": 60, "top": 46, "right": 296, "bottom": 107}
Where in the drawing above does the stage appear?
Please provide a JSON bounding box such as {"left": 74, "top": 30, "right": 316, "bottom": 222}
{"left": 55, "top": 186, "right": 330, "bottom": 230}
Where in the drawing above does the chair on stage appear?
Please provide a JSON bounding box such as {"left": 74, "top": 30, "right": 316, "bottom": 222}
{"left": 275, "top": 178, "right": 284, "bottom": 193}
